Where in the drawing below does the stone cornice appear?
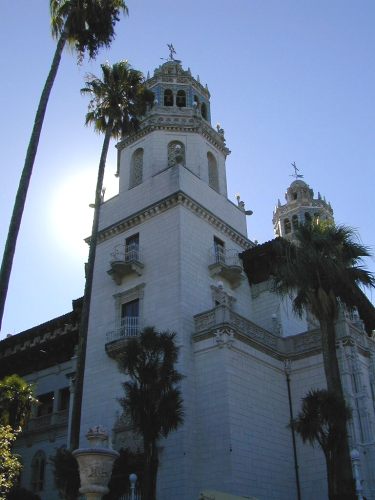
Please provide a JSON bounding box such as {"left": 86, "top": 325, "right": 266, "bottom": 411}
{"left": 116, "top": 117, "right": 230, "bottom": 157}
{"left": 97, "top": 191, "right": 252, "bottom": 250}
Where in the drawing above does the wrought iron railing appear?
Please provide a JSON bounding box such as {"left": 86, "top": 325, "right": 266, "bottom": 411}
{"left": 106, "top": 317, "right": 141, "bottom": 343}
{"left": 111, "top": 244, "right": 142, "bottom": 264}
{"left": 209, "top": 247, "right": 242, "bottom": 267}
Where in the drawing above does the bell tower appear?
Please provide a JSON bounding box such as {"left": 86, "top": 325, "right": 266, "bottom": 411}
{"left": 80, "top": 57, "right": 253, "bottom": 499}
{"left": 273, "top": 178, "right": 334, "bottom": 239}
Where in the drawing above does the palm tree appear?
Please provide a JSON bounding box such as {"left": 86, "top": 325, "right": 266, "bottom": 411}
{"left": 272, "top": 221, "right": 374, "bottom": 499}
{"left": 0, "top": 0, "right": 127, "bottom": 331}
{"left": 118, "top": 327, "right": 184, "bottom": 500}
{"left": 292, "top": 389, "right": 351, "bottom": 500}
{"left": 69, "top": 61, "right": 154, "bottom": 449}
{"left": 0, "top": 374, "right": 38, "bottom": 431}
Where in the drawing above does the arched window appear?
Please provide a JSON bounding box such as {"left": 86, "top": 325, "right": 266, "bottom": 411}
{"left": 305, "top": 212, "right": 312, "bottom": 223}
{"left": 129, "top": 148, "right": 143, "bottom": 189}
{"left": 207, "top": 152, "right": 219, "bottom": 192}
{"left": 31, "top": 450, "right": 46, "bottom": 493}
{"left": 164, "top": 89, "right": 173, "bottom": 106}
{"left": 292, "top": 215, "right": 299, "bottom": 231}
{"left": 168, "top": 141, "right": 185, "bottom": 167}
{"left": 201, "top": 102, "right": 208, "bottom": 120}
{"left": 284, "top": 218, "right": 291, "bottom": 234}
{"left": 193, "top": 95, "right": 200, "bottom": 108}
{"left": 176, "top": 90, "right": 186, "bottom": 108}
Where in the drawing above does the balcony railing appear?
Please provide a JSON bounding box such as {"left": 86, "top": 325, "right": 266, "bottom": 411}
{"left": 208, "top": 248, "right": 243, "bottom": 288}
{"left": 25, "top": 410, "right": 69, "bottom": 433}
{"left": 210, "top": 247, "right": 242, "bottom": 267}
{"left": 106, "top": 317, "right": 141, "bottom": 344}
{"left": 111, "top": 244, "right": 142, "bottom": 264}
{"left": 108, "top": 245, "right": 144, "bottom": 284}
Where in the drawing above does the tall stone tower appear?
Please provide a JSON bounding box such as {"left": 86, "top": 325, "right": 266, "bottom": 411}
{"left": 80, "top": 58, "right": 257, "bottom": 499}
{"left": 273, "top": 178, "right": 334, "bottom": 239}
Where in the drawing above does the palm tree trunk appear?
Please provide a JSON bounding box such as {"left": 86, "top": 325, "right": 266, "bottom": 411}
{"left": 320, "top": 319, "right": 356, "bottom": 499}
{"left": 0, "top": 29, "right": 68, "bottom": 332}
{"left": 69, "top": 121, "right": 113, "bottom": 450}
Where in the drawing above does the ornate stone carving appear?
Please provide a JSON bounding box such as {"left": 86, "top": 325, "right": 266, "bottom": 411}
{"left": 168, "top": 140, "right": 185, "bottom": 167}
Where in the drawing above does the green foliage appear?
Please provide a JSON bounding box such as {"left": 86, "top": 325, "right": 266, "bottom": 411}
{"left": 104, "top": 448, "right": 143, "bottom": 500}
{"left": 119, "top": 327, "right": 184, "bottom": 444}
{"left": 81, "top": 60, "right": 154, "bottom": 138}
{"left": 0, "top": 426, "right": 21, "bottom": 499}
{"left": 50, "top": 0, "right": 128, "bottom": 59}
{"left": 50, "top": 447, "right": 80, "bottom": 500}
{"left": 273, "top": 222, "right": 374, "bottom": 321}
{"left": 292, "top": 389, "right": 351, "bottom": 454}
{"left": 118, "top": 327, "right": 184, "bottom": 500}
{"left": 0, "top": 375, "right": 37, "bottom": 432}
{"left": 292, "top": 389, "right": 352, "bottom": 500}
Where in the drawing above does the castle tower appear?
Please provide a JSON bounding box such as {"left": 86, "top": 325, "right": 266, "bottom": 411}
{"left": 273, "top": 178, "right": 334, "bottom": 239}
{"left": 80, "top": 58, "right": 258, "bottom": 499}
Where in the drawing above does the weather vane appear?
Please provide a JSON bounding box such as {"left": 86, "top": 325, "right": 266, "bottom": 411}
{"left": 167, "top": 43, "right": 176, "bottom": 60}
{"left": 290, "top": 162, "right": 304, "bottom": 179}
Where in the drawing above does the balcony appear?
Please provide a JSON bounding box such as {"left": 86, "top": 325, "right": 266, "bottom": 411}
{"left": 108, "top": 244, "right": 144, "bottom": 285}
{"left": 105, "top": 317, "right": 142, "bottom": 358}
{"left": 24, "top": 409, "right": 69, "bottom": 434}
{"left": 208, "top": 248, "right": 244, "bottom": 289}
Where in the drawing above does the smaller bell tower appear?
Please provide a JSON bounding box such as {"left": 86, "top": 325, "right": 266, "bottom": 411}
{"left": 273, "top": 178, "right": 334, "bottom": 239}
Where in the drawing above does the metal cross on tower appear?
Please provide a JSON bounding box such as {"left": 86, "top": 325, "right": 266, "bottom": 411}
{"left": 291, "top": 162, "right": 304, "bottom": 179}
{"left": 167, "top": 43, "right": 176, "bottom": 60}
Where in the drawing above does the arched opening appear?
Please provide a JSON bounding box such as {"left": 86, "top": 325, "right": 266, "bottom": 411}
{"left": 31, "top": 451, "right": 46, "bottom": 493}
{"left": 292, "top": 215, "right": 299, "bottom": 231}
{"left": 164, "top": 89, "right": 173, "bottom": 106}
{"left": 129, "top": 148, "right": 144, "bottom": 189}
{"left": 176, "top": 90, "right": 186, "bottom": 108}
{"left": 284, "top": 218, "right": 291, "bottom": 234}
{"left": 168, "top": 141, "right": 185, "bottom": 167}
{"left": 208, "top": 152, "right": 219, "bottom": 192}
{"left": 201, "top": 102, "right": 208, "bottom": 120}
{"left": 193, "top": 95, "right": 200, "bottom": 109}
{"left": 305, "top": 212, "right": 312, "bottom": 223}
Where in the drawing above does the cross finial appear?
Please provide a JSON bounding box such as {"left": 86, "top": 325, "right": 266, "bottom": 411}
{"left": 167, "top": 43, "right": 176, "bottom": 60}
{"left": 290, "top": 162, "right": 304, "bottom": 179}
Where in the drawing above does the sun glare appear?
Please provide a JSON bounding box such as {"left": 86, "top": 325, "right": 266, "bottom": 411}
{"left": 49, "top": 166, "right": 118, "bottom": 257}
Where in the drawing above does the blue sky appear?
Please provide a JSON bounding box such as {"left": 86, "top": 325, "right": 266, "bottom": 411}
{"left": 0, "top": 0, "right": 374, "bottom": 337}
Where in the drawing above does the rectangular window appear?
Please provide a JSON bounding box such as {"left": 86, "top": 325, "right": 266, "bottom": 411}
{"left": 37, "top": 392, "right": 54, "bottom": 417}
{"left": 121, "top": 299, "right": 139, "bottom": 337}
{"left": 58, "top": 387, "right": 70, "bottom": 411}
{"left": 214, "top": 237, "right": 225, "bottom": 264}
{"left": 125, "top": 233, "right": 139, "bottom": 262}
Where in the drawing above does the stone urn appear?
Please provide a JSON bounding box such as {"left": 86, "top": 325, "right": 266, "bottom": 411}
{"left": 73, "top": 426, "right": 119, "bottom": 500}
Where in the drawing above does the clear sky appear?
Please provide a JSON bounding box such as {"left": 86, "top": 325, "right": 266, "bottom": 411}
{"left": 0, "top": 0, "right": 374, "bottom": 338}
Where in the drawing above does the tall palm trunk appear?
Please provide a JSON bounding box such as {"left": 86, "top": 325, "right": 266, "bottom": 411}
{"left": 70, "top": 120, "right": 113, "bottom": 450}
{"left": 319, "top": 318, "right": 356, "bottom": 499}
{"left": 0, "top": 29, "right": 68, "bottom": 331}
{"left": 142, "top": 438, "right": 158, "bottom": 500}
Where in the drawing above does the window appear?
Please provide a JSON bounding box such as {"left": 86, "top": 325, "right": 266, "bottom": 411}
{"left": 164, "top": 89, "right": 173, "bottom": 106}
{"left": 176, "top": 90, "right": 186, "bottom": 107}
{"left": 292, "top": 215, "right": 299, "bottom": 231}
{"left": 121, "top": 299, "right": 139, "bottom": 337}
{"left": 168, "top": 141, "right": 185, "bottom": 167}
{"left": 284, "top": 219, "right": 291, "bottom": 235}
{"left": 208, "top": 152, "right": 219, "bottom": 192}
{"left": 214, "top": 237, "right": 225, "bottom": 264}
{"left": 58, "top": 387, "right": 70, "bottom": 412}
{"left": 305, "top": 212, "right": 312, "bottom": 223}
{"left": 129, "top": 148, "right": 143, "bottom": 189}
{"left": 31, "top": 451, "right": 46, "bottom": 493}
{"left": 37, "top": 392, "right": 54, "bottom": 417}
{"left": 193, "top": 95, "right": 200, "bottom": 108}
{"left": 201, "top": 102, "right": 207, "bottom": 120}
{"left": 125, "top": 233, "right": 139, "bottom": 262}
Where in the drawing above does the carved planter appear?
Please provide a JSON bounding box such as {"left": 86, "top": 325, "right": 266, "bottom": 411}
{"left": 73, "top": 427, "right": 119, "bottom": 500}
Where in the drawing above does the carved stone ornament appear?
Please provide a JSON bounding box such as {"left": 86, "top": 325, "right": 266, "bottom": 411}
{"left": 214, "top": 328, "right": 235, "bottom": 348}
